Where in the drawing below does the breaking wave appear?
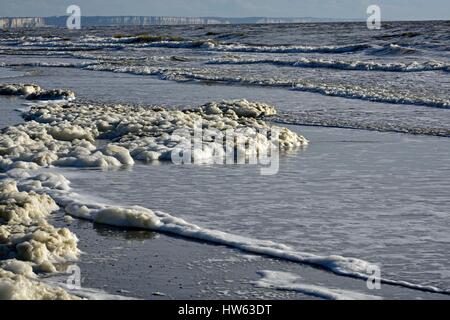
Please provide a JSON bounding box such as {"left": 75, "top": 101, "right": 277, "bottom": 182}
{"left": 267, "top": 113, "right": 450, "bottom": 138}
{"left": 3, "top": 35, "right": 373, "bottom": 54}
{"left": 368, "top": 44, "right": 419, "bottom": 56}
{"left": 200, "top": 41, "right": 370, "bottom": 54}
{"left": 83, "top": 63, "right": 450, "bottom": 109}
{"left": 208, "top": 56, "right": 450, "bottom": 72}
{"left": 6, "top": 34, "right": 427, "bottom": 58}
{"left": 2, "top": 60, "right": 448, "bottom": 109}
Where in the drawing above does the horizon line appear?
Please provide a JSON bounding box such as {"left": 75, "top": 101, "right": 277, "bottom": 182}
{"left": 1, "top": 15, "right": 449, "bottom": 21}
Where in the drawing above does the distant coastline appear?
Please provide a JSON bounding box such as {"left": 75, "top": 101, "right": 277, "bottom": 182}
{"left": 0, "top": 16, "right": 359, "bottom": 28}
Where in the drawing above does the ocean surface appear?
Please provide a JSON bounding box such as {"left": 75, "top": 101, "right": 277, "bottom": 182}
{"left": 0, "top": 21, "right": 449, "bottom": 298}
{"left": 1, "top": 21, "right": 450, "bottom": 136}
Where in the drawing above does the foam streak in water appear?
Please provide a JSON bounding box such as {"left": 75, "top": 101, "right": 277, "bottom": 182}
{"left": 208, "top": 56, "right": 450, "bottom": 72}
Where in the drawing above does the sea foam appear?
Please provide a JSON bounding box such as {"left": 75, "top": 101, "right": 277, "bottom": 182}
{"left": 0, "top": 83, "right": 75, "bottom": 101}
{"left": 255, "top": 270, "right": 382, "bottom": 300}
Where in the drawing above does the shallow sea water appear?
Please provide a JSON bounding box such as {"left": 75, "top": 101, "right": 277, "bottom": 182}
{"left": 60, "top": 124, "right": 450, "bottom": 290}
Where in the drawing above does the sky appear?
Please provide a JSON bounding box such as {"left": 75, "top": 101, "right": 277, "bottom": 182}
{"left": 0, "top": 0, "right": 449, "bottom": 20}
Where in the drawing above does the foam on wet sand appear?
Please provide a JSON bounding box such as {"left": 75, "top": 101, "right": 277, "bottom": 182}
{"left": 0, "top": 179, "right": 80, "bottom": 299}
{"left": 0, "top": 83, "right": 75, "bottom": 101}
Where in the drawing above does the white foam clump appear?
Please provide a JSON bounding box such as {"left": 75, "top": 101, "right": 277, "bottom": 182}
{"left": 94, "top": 207, "right": 160, "bottom": 229}
{"left": 1, "top": 259, "right": 36, "bottom": 278}
{"left": 201, "top": 100, "right": 277, "bottom": 118}
{"left": 0, "top": 179, "right": 80, "bottom": 265}
{"left": 0, "top": 99, "right": 306, "bottom": 170}
{"left": 0, "top": 83, "right": 41, "bottom": 96}
{"left": 255, "top": 270, "right": 382, "bottom": 300}
{"left": 0, "top": 174, "right": 126, "bottom": 299}
{"left": 0, "top": 178, "right": 81, "bottom": 300}
{"left": 0, "top": 268, "right": 79, "bottom": 300}
{"left": 0, "top": 179, "right": 58, "bottom": 225}
{"left": 0, "top": 83, "right": 75, "bottom": 101}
